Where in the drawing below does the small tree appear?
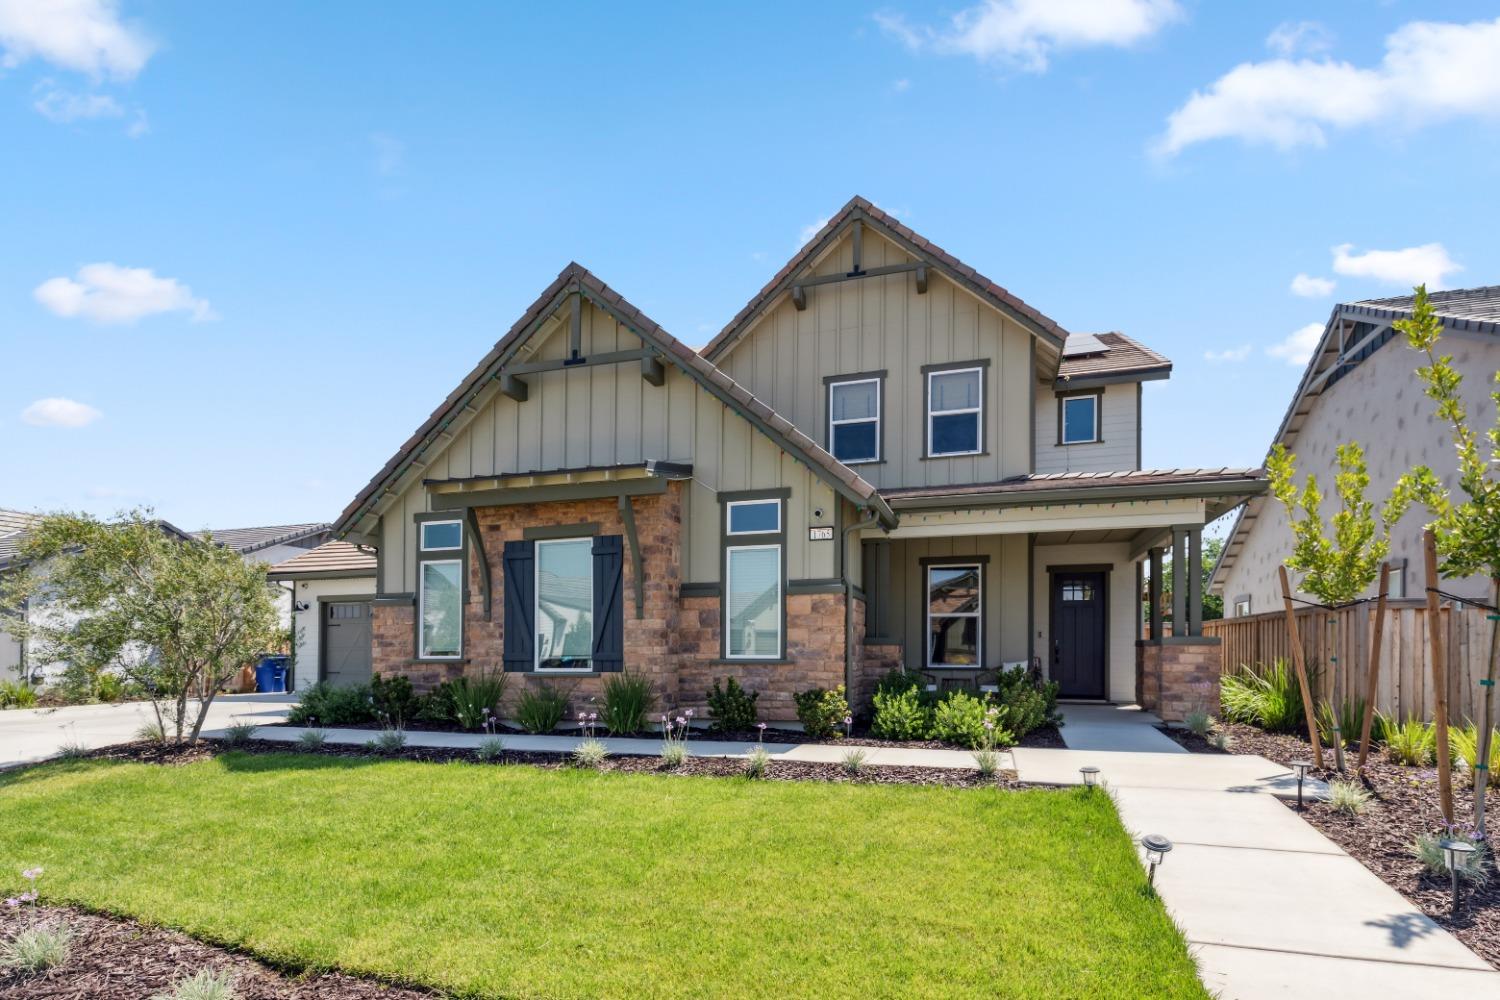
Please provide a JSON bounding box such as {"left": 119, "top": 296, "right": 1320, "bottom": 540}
{"left": 1393, "top": 285, "right": 1500, "bottom": 833}
{"left": 1268, "top": 442, "right": 1413, "bottom": 771}
{"left": 0, "top": 510, "right": 282, "bottom": 745}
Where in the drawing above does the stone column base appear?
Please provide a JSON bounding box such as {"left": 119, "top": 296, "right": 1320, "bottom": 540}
{"left": 1136, "top": 638, "right": 1221, "bottom": 724}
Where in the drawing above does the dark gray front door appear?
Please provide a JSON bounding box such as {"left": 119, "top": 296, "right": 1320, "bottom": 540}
{"left": 323, "top": 601, "right": 373, "bottom": 687}
{"left": 1050, "top": 572, "right": 1106, "bottom": 699}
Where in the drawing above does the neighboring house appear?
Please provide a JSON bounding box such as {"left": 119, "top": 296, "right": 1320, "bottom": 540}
{"left": 0, "top": 509, "right": 44, "bottom": 679}
{"left": 197, "top": 523, "right": 331, "bottom": 633}
{"left": 267, "top": 541, "right": 378, "bottom": 691}
{"left": 1212, "top": 286, "right": 1500, "bottom": 615}
{"left": 333, "top": 197, "right": 1265, "bottom": 722}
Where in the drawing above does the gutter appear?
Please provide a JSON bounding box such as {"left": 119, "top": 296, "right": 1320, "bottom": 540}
{"left": 842, "top": 506, "right": 883, "bottom": 700}
{"left": 886, "top": 477, "right": 1268, "bottom": 513}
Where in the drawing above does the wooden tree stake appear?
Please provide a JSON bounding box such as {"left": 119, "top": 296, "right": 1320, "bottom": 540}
{"left": 1424, "top": 529, "right": 1454, "bottom": 825}
{"left": 1279, "top": 564, "right": 1324, "bottom": 768}
{"left": 1357, "top": 562, "right": 1391, "bottom": 774}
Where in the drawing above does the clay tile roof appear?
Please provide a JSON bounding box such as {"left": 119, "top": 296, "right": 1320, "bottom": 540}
{"left": 0, "top": 509, "right": 42, "bottom": 537}
{"left": 196, "top": 523, "right": 331, "bottom": 554}
{"left": 1057, "top": 332, "right": 1172, "bottom": 384}
{"left": 267, "top": 540, "right": 377, "bottom": 578}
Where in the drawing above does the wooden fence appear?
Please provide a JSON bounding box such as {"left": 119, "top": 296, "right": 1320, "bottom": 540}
{"left": 1204, "top": 600, "right": 1496, "bottom": 724}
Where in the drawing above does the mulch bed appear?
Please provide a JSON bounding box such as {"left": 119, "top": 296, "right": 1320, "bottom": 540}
{"left": 0, "top": 905, "right": 438, "bottom": 999}
{"left": 1165, "top": 719, "right": 1500, "bottom": 969}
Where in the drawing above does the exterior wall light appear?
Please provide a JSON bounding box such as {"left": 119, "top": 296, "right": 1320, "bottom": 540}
{"left": 1289, "top": 760, "right": 1312, "bottom": 811}
{"left": 1079, "top": 766, "right": 1100, "bottom": 789}
{"left": 1440, "top": 839, "right": 1476, "bottom": 917}
{"left": 1141, "top": 834, "right": 1173, "bottom": 887}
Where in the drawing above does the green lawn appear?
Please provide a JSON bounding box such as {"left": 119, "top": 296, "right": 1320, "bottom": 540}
{"left": 0, "top": 754, "right": 1205, "bottom": 999}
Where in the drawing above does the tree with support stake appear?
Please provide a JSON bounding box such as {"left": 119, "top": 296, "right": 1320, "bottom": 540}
{"left": 1393, "top": 285, "right": 1500, "bottom": 835}
{"left": 1268, "top": 442, "right": 1414, "bottom": 775}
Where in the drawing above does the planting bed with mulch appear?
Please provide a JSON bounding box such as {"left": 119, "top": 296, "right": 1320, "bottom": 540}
{"left": 78, "top": 737, "right": 1014, "bottom": 789}
{"left": 0, "top": 905, "right": 437, "bottom": 999}
{"left": 1166, "top": 720, "right": 1500, "bottom": 968}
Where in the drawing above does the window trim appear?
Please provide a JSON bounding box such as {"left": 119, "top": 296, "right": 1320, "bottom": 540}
{"left": 824, "top": 371, "right": 885, "bottom": 465}
{"left": 420, "top": 519, "right": 464, "bottom": 551}
{"left": 726, "top": 498, "right": 782, "bottom": 536}
{"left": 1057, "top": 390, "right": 1102, "bottom": 446}
{"left": 413, "top": 512, "right": 468, "bottom": 662}
{"left": 923, "top": 361, "right": 987, "bottom": 458}
{"left": 1232, "top": 594, "right": 1252, "bottom": 618}
{"left": 417, "top": 558, "right": 465, "bottom": 660}
{"left": 533, "top": 536, "right": 595, "bottom": 673}
{"left": 924, "top": 560, "right": 984, "bottom": 669}
{"left": 724, "top": 543, "right": 784, "bottom": 661}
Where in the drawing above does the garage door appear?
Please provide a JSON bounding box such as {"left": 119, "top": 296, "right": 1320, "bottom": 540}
{"left": 323, "top": 601, "right": 373, "bottom": 687}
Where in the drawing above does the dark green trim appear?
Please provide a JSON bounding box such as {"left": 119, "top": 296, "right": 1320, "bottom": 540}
{"left": 375, "top": 516, "right": 386, "bottom": 595}
{"left": 718, "top": 487, "right": 791, "bottom": 503}
{"left": 522, "top": 522, "right": 600, "bottom": 541}
{"left": 822, "top": 371, "right": 887, "bottom": 466}
{"left": 787, "top": 578, "right": 844, "bottom": 594}
{"left": 1026, "top": 534, "right": 1036, "bottom": 665}
{"left": 269, "top": 568, "right": 378, "bottom": 582}
{"left": 1136, "top": 382, "right": 1143, "bottom": 469}
{"left": 887, "top": 477, "right": 1267, "bottom": 512}
{"left": 920, "top": 358, "right": 993, "bottom": 375}
{"left": 505, "top": 348, "right": 653, "bottom": 376}
{"left": 414, "top": 511, "right": 467, "bottom": 661}
{"left": 1148, "top": 547, "right": 1164, "bottom": 642}
{"left": 1052, "top": 368, "right": 1171, "bottom": 391}
{"left": 431, "top": 477, "right": 667, "bottom": 510}
{"left": 373, "top": 593, "right": 414, "bottom": 606}
{"left": 1028, "top": 339, "right": 1037, "bottom": 472}
{"left": 679, "top": 582, "right": 721, "bottom": 598}
{"left": 921, "top": 359, "right": 990, "bottom": 459}
{"left": 918, "top": 553, "right": 991, "bottom": 567}
{"left": 1045, "top": 563, "right": 1114, "bottom": 574}
{"left": 616, "top": 496, "right": 645, "bottom": 620}
{"left": 1056, "top": 389, "right": 1102, "bottom": 446}
{"left": 464, "top": 508, "right": 492, "bottom": 620}
{"left": 720, "top": 494, "right": 787, "bottom": 661}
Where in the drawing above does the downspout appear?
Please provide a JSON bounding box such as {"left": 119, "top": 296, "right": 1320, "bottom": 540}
{"left": 277, "top": 581, "right": 296, "bottom": 692}
{"left": 842, "top": 507, "right": 881, "bottom": 701}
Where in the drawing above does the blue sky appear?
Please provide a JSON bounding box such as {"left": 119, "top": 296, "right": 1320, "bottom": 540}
{"left": 3, "top": 1, "right": 1498, "bottom": 532}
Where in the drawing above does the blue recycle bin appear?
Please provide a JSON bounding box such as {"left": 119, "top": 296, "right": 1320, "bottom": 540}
{"left": 256, "top": 654, "right": 290, "bottom": 693}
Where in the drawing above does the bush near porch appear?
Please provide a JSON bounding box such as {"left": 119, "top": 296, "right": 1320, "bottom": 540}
{"left": 871, "top": 667, "right": 1060, "bottom": 748}
{"left": 0, "top": 755, "right": 1207, "bottom": 999}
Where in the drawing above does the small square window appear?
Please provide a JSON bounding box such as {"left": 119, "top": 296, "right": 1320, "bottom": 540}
{"left": 727, "top": 499, "right": 781, "bottom": 535}
{"left": 421, "top": 520, "right": 463, "bottom": 551}
{"left": 1061, "top": 395, "right": 1099, "bottom": 445}
{"left": 928, "top": 368, "right": 982, "bottom": 457}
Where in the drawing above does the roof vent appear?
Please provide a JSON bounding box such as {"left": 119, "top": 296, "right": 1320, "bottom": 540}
{"left": 1062, "top": 333, "right": 1109, "bottom": 357}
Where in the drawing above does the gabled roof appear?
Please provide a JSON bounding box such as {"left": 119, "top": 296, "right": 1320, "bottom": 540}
{"left": 0, "top": 509, "right": 42, "bottom": 537}
{"left": 197, "top": 523, "right": 331, "bottom": 555}
{"left": 702, "top": 195, "right": 1071, "bottom": 362}
{"left": 267, "top": 540, "right": 376, "bottom": 579}
{"left": 334, "top": 262, "right": 894, "bottom": 538}
{"left": 1057, "top": 332, "right": 1172, "bottom": 386}
{"left": 1210, "top": 283, "right": 1500, "bottom": 593}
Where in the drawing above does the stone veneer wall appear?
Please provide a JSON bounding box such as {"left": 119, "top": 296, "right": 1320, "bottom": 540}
{"left": 850, "top": 597, "right": 904, "bottom": 714}
{"left": 371, "top": 480, "right": 848, "bottom": 723}
{"left": 1136, "top": 639, "right": 1221, "bottom": 724}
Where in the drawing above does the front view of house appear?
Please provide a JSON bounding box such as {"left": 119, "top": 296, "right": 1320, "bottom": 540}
{"left": 333, "top": 198, "right": 1265, "bottom": 722}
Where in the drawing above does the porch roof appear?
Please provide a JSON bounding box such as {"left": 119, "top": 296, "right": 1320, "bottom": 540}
{"left": 881, "top": 468, "right": 1266, "bottom": 516}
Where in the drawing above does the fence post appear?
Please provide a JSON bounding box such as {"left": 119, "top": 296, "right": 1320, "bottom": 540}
{"left": 1279, "top": 565, "right": 1324, "bottom": 768}
{"left": 1424, "top": 530, "right": 1454, "bottom": 825}
{"left": 1357, "top": 562, "right": 1390, "bottom": 774}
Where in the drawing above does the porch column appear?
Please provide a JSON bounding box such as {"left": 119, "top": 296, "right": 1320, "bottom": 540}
{"left": 1170, "top": 527, "right": 1188, "bottom": 636}
{"left": 1148, "top": 547, "right": 1164, "bottom": 641}
{"left": 1186, "top": 526, "right": 1204, "bottom": 637}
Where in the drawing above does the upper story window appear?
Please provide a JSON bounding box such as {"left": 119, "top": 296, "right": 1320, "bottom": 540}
{"left": 420, "top": 520, "right": 463, "bottom": 551}
{"left": 1060, "top": 393, "right": 1100, "bottom": 445}
{"left": 927, "top": 367, "right": 983, "bottom": 456}
{"left": 827, "top": 375, "right": 882, "bottom": 464}
{"left": 727, "top": 498, "right": 781, "bottom": 535}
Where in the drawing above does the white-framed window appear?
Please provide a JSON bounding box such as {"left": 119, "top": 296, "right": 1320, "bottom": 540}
{"left": 926, "top": 564, "right": 980, "bottom": 667}
{"left": 1232, "top": 596, "right": 1252, "bottom": 617}
{"left": 1388, "top": 559, "right": 1408, "bottom": 599}
{"left": 726, "top": 544, "right": 781, "bottom": 659}
{"left": 1060, "top": 394, "right": 1100, "bottom": 445}
{"left": 420, "top": 519, "right": 464, "bottom": 551}
{"left": 828, "top": 377, "right": 881, "bottom": 463}
{"left": 927, "top": 368, "right": 982, "bottom": 456}
{"left": 535, "top": 537, "right": 594, "bottom": 671}
{"left": 726, "top": 498, "right": 781, "bottom": 535}
{"left": 419, "top": 560, "right": 463, "bottom": 659}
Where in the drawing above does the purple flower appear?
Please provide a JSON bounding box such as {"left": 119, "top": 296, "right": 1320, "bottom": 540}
{"left": 843, "top": 716, "right": 852, "bottom": 726}
{"left": 588, "top": 712, "right": 598, "bottom": 722}
{"left": 676, "top": 716, "right": 686, "bottom": 726}
{"left": 685, "top": 708, "right": 694, "bottom": 718}
{"left": 757, "top": 722, "right": 766, "bottom": 731}
{"left": 20, "top": 868, "right": 42, "bottom": 881}
{"left": 3, "top": 899, "right": 18, "bottom": 909}
{"left": 577, "top": 711, "right": 587, "bottom": 721}
{"left": 18, "top": 891, "right": 35, "bottom": 904}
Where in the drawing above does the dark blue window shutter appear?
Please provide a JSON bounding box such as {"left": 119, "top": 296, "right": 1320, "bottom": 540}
{"left": 592, "top": 535, "right": 624, "bottom": 672}
{"left": 502, "top": 540, "right": 535, "bottom": 672}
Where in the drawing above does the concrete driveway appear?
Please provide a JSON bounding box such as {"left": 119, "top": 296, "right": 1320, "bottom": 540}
{"left": 0, "top": 693, "right": 294, "bottom": 769}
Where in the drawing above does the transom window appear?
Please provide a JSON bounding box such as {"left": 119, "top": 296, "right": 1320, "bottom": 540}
{"left": 1061, "top": 582, "right": 1096, "bottom": 602}
{"left": 927, "top": 564, "right": 980, "bottom": 667}
{"left": 535, "top": 538, "right": 594, "bottom": 670}
{"left": 1061, "top": 394, "right": 1100, "bottom": 445}
{"left": 419, "top": 560, "right": 463, "bottom": 658}
{"left": 828, "top": 377, "right": 881, "bottom": 463}
{"left": 727, "top": 499, "right": 781, "bottom": 535}
{"left": 420, "top": 520, "right": 463, "bottom": 551}
{"left": 927, "top": 368, "right": 982, "bottom": 456}
{"left": 726, "top": 544, "right": 781, "bottom": 659}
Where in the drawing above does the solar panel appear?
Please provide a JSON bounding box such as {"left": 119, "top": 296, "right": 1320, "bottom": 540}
{"left": 1062, "top": 333, "right": 1108, "bottom": 357}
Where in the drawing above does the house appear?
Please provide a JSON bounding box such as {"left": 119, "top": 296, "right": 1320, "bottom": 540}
{"left": 1211, "top": 285, "right": 1500, "bottom": 615}
{"left": 267, "top": 541, "right": 378, "bottom": 691}
{"left": 0, "top": 509, "right": 44, "bottom": 680}
{"left": 332, "top": 197, "right": 1266, "bottom": 722}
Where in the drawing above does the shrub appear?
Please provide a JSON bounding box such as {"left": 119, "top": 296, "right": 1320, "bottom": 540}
{"left": 1219, "top": 661, "right": 1308, "bottom": 733}
{"left": 660, "top": 742, "right": 688, "bottom": 768}
{"left": 1384, "top": 717, "right": 1436, "bottom": 766}
{"left": 572, "top": 739, "right": 610, "bottom": 769}
{"left": 450, "top": 669, "right": 508, "bottom": 731}
{"left": 221, "top": 721, "right": 258, "bottom": 747}
{"left": 707, "top": 677, "right": 758, "bottom": 732}
{"left": 54, "top": 740, "right": 90, "bottom": 761}
{"left": 660, "top": 712, "right": 690, "bottom": 768}
{"left": 370, "top": 675, "right": 422, "bottom": 728}
{"left": 1316, "top": 695, "right": 1370, "bottom": 749}
{"left": 930, "top": 691, "right": 990, "bottom": 749}
{"left": 374, "top": 728, "right": 407, "bottom": 753}
{"left": 287, "top": 683, "right": 374, "bottom": 727}
{"left": 1209, "top": 730, "right": 1234, "bottom": 752}
{"left": 794, "top": 685, "right": 848, "bottom": 740}
{"left": 136, "top": 720, "right": 166, "bottom": 744}
{"left": 989, "top": 667, "right": 1059, "bottom": 740}
{"left": 1, "top": 921, "right": 73, "bottom": 972}
{"left": 871, "top": 684, "right": 932, "bottom": 740}
{"left": 1328, "top": 779, "right": 1373, "bottom": 816}
{"left": 151, "top": 968, "right": 238, "bottom": 1000}
{"left": 973, "top": 748, "right": 1001, "bottom": 780}
{"left": 841, "top": 748, "right": 869, "bottom": 776}
{"left": 93, "top": 672, "right": 128, "bottom": 703}
{"left": 744, "top": 744, "right": 770, "bottom": 779}
{"left": 515, "top": 683, "right": 570, "bottom": 734}
{"left": 600, "top": 672, "right": 656, "bottom": 735}
{"left": 0, "top": 680, "right": 38, "bottom": 709}
{"left": 1413, "top": 832, "right": 1488, "bottom": 882}
{"left": 475, "top": 737, "right": 506, "bottom": 762}
{"left": 1183, "top": 710, "right": 1212, "bottom": 738}
{"left": 1450, "top": 723, "right": 1500, "bottom": 785}
{"left": 297, "top": 729, "right": 328, "bottom": 749}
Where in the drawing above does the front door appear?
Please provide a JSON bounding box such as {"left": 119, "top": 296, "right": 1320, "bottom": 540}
{"left": 1050, "top": 571, "right": 1106, "bottom": 699}
{"left": 323, "top": 601, "right": 373, "bottom": 687}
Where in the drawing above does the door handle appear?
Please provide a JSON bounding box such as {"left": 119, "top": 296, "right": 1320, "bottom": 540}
{"left": 1052, "top": 639, "right": 1060, "bottom": 663}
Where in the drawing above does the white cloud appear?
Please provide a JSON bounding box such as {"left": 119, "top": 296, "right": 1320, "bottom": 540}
{"left": 1157, "top": 16, "right": 1500, "bottom": 155}
{"left": 34, "top": 263, "right": 216, "bottom": 325}
{"left": 798, "top": 216, "right": 831, "bottom": 247}
{"left": 1332, "top": 242, "right": 1461, "bottom": 290}
{"left": 32, "top": 84, "right": 122, "bottom": 122}
{"left": 1267, "top": 21, "right": 1332, "bottom": 58}
{"left": 877, "top": 0, "right": 1180, "bottom": 73}
{"left": 1266, "top": 322, "right": 1325, "bottom": 366}
{"left": 21, "top": 397, "right": 101, "bottom": 428}
{"left": 1204, "top": 345, "right": 1252, "bottom": 363}
{"left": 1290, "top": 273, "right": 1335, "bottom": 297}
{"left": 0, "top": 0, "right": 154, "bottom": 79}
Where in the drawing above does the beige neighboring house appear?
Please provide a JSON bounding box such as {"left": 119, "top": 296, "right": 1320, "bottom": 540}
{"left": 0, "top": 509, "right": 45, "bottom": 680}
{"left": 334, "top": 196, "right": 1266, "bottom": 722}
{"left": 1211, "top": 285, "right": 1500, "bottom": 615}
{"left": 267, "top": 541, "right": 378, "bottom": 692}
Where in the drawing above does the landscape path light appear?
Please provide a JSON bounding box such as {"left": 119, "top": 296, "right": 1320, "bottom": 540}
{"left": 1141, "top": 834, "right": 1173, "bottom": 888}
{"left": 1079, "top": 766, "right": 1100, "bottom": 790}
{"left": 1439, "top": 839, "right": 1476, "bottom": 918}
{"left": 1289, "top": 760, "right": 1312, "bottom": 811}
